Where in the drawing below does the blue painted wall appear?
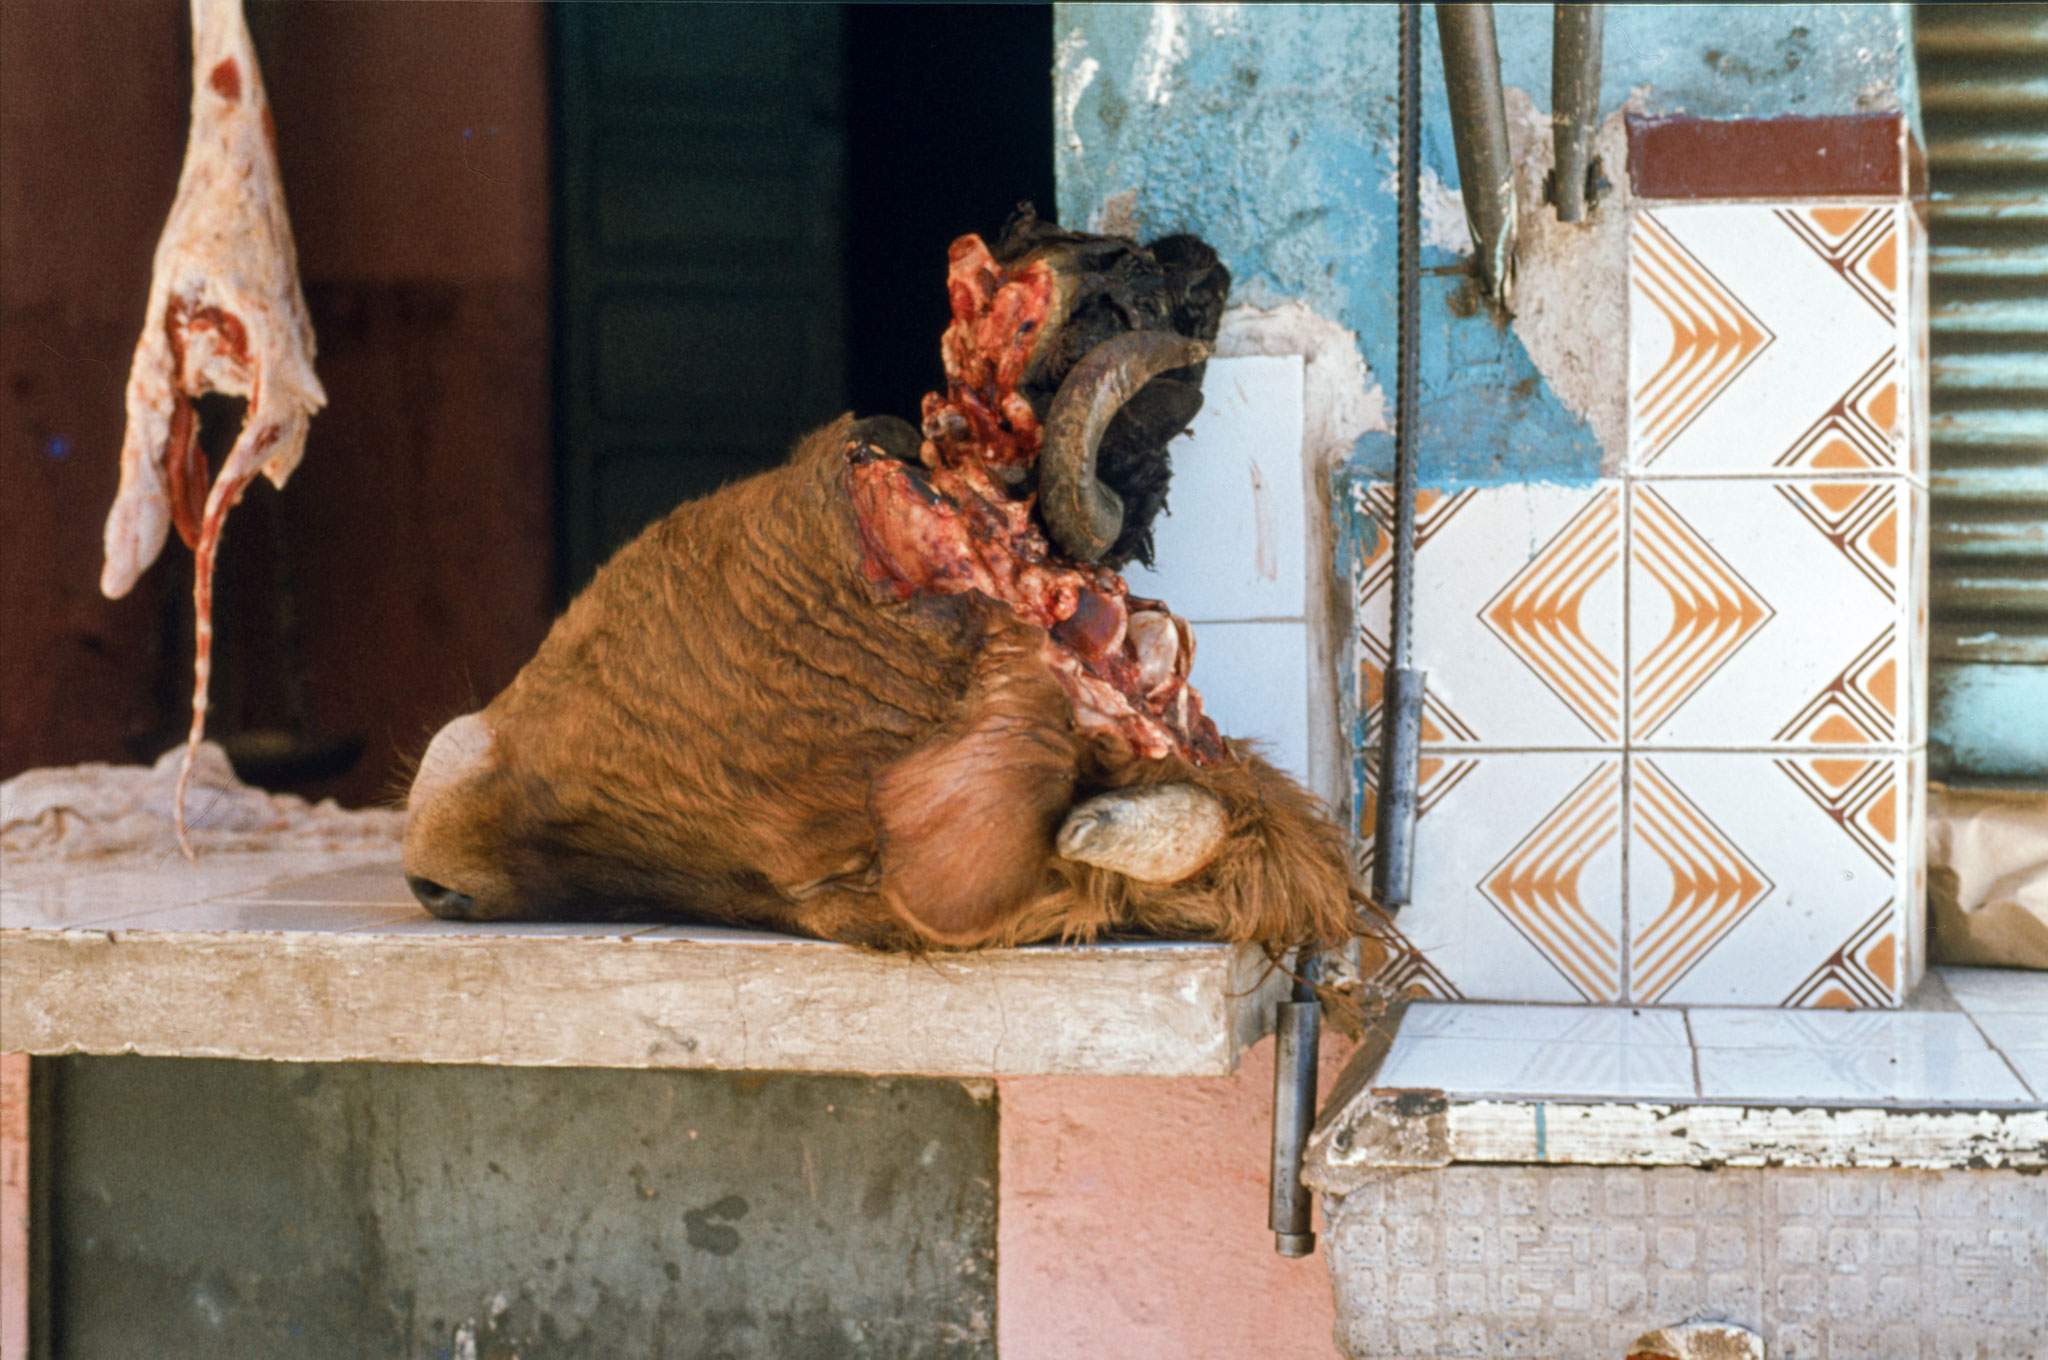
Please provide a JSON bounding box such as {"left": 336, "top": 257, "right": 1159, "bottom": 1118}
{"left": 1054, "top": 3, "right": 1913, "bottom": 489}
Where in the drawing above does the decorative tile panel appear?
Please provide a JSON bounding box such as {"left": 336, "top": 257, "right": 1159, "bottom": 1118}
{"left": 1907, "top": 205, "right": 1931, "bottom": 482}
{"left": 1628, "top": 204, "right": 1909, "bottom": 477}
{"left": 1906, "top": 483, "right": 1930, "bottom": 747}
{"left": 1624, "top": 753, "right": 1911, "bottom": 1007}
{"left": 1325, "top": 1164, "right": 2048, "bottom": 1360}
{"left": 1357, "top": 752, "right": 1624, "bottom": 1003}
{"left": 1349, "top": 182, "right": 1927, "bottom": 1008}
{"left": 1627, "top": 479, "right": 1912, "bottom": 748}
{"left": 1354, "top": 481, "right": 1623, "bottom": 748}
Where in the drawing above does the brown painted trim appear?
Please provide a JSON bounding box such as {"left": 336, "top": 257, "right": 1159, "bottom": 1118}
{"left": 1628, "top": 113, "right": 1909, "bottom": 200}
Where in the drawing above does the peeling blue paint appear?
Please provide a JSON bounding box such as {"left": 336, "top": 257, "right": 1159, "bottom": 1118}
{"left": 1055, "top": 3, "right": 1910, "bottom": 489}
{"left": 1931, "top": 665, "right": 2048, "bottom": 782}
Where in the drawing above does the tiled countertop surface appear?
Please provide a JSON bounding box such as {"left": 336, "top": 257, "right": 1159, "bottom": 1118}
{"left": 0, "top": 854, "right": 1286, "bottom": 1077}
{"left": 1374, "top": 971, "right": 2046, "bottom": 1109}
{"left": 1307, "top": 970, "right": 2047, "bottom": 1183}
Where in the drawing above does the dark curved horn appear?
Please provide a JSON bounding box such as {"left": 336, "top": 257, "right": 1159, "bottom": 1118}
{"left": 1038, "top": 331, "right": 1211, "bottom": 562}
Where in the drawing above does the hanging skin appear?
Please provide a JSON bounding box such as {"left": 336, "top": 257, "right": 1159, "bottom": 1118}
{"left": 99, "top": 0, "right": 326, "bottom": 859}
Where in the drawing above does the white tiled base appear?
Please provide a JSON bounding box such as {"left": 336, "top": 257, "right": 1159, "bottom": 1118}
{"left": 1371, "top": 973, "right": 2044, "bottom": 1108}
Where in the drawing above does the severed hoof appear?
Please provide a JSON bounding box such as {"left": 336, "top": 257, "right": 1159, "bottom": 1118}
{"left": 1055, "top": 784, "right": 1228, "bottom": 884}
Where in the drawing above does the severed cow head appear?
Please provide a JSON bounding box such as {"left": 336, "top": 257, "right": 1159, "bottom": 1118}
{"left": 402, "top": 212, "right": 1249, "bottom": 935}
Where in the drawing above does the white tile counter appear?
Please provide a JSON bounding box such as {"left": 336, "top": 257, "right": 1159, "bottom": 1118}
{"left": 1308, "top": 972, "right": 2048, "bottom": 1188}
{"left": 0, "top": 853, "right": 1290, "bottom": 1078}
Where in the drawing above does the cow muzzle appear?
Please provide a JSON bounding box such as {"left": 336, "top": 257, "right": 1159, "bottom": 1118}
{"left": 402, "top": 711, "right": 508, "bottom": 919}
{"left": 405, "top": 875, "right": 477, "bottom": 919}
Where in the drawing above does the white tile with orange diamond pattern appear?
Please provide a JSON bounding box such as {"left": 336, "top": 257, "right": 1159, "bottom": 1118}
{"left": 1349, "top": 473, "right": 1927, "bottom": 1007}
{"left": 1628, "top": 478, "right": 1922, "bottom": 748}
{"left": 1358, "top": 748, "right": 1921, "bottom": 1008}
{"left": 1353, "top": 478, "right": 1925, "bottom": 753}
{"left": 1630, "top": 203, "right": 1912, "bottom": 478}
{"left": 1625, "top": 751, "right": 1921, "bottom": 1008}
{"left": 1350, "top": 198, "right": 1929, "bottom": 1009}
{"left": 1352, "top": 479, "right": 1625, "bottom": 749}
{"left": 1358, "top": 751, "right": 1626, "bottom": 1005}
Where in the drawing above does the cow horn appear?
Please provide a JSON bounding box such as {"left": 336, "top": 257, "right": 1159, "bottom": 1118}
{"left": 1038, "top": 331, "right": 1211, "bottom": 563}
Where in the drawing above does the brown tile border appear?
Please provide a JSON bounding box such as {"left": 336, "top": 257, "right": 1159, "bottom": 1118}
{"left": 1628, "top": 113, "right": 1909, "bottom": 200}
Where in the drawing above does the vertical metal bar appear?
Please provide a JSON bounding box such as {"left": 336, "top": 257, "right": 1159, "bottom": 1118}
{"left": 1268, "top": 953, "right": 1323, "bottom": 1256}
{"left": 1549, "top": 4, "right": 1604, "bottom": 222}
{"left": 1373, "top": 2, "right": 1428, "bottom": 914}
{"left": 1434, "top": 3, "right": 1517, "bottom": 305}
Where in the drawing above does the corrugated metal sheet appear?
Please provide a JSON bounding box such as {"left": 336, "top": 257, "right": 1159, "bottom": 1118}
{"left": 1918, "top": 4, "right": 2048, "bottom": 667}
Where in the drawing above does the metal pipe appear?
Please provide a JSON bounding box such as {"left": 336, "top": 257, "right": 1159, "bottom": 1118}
{"left": 1434, "top": 4, "right": 1517, "bottom": 305}
{"left": 1549, "top": 4, "right": 1604, "bottom": 222}
{"left": 1268, "top": 953, "right": 1323, "bottom": 1256}
{"left": 1372, "top": 2, "right": 1427, "bottom": 913}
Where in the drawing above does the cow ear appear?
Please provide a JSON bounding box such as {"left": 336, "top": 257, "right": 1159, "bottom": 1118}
{"left": 870, "top": 630, "right": 1076, "bottom": 947}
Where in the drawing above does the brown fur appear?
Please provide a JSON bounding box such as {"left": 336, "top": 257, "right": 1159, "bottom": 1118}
{"left": 402, "top": 417, "right": 1359, "bottom": 951}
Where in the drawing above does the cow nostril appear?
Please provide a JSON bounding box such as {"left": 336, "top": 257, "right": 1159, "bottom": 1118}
{"left": 406, "top": 874, "right": 476, "bottom": 920}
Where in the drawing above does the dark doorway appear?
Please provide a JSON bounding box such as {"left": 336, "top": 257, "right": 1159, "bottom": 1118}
{"left": 843, "top": 5, "right": 1059, "bottom": 423}
{"left": 551, "top": 3, "right": 1054, "bottom": 597}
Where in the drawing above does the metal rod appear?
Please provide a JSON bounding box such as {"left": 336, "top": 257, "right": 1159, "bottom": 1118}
{"left": 1549, "top": 4, "right": 1604, "bottom": 222}
{"left": 1434, "top": 3, "right": 1517, "bottom": 305}
{"left": 1372, "top": 2, "right": 1427, "bottom": 913}
{"left": 1268, "top": 953, "right": 1323, "bottom": 1256}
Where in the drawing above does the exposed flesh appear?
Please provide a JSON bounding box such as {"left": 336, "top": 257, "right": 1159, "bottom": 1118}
{"left": 848, "top": 235, "right": 1223, "bottom": 765}
{"left": 99, "top": 0, "right": 325, "bottom": 859}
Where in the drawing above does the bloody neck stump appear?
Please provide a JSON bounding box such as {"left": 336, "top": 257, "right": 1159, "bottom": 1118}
{"left": 847, "top": 216, "right": 1230, "bottom": 765}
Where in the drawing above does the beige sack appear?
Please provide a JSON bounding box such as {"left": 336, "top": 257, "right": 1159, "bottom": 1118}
{"left": 1928, "top": 784, "right": 2048, "bottom": 970}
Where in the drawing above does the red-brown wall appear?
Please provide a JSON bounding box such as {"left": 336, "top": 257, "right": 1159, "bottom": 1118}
{"left": 0, "top": 0, "right": 554, "bottom": 808}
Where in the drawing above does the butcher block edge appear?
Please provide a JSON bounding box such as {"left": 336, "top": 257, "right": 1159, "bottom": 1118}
{"left": 0, "top": 913, "right": 1292, "bottom": 1079}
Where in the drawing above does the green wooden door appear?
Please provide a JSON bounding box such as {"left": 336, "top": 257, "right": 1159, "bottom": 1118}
{"left": 553, "top": 5, "right": 846, "bottom": 595}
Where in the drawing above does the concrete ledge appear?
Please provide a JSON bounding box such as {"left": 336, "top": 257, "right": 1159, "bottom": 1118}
{"left": 1, "top": 859, "right": 1288, "bottom": 1077}
{"left": 1309, "top": 1094, "right": 2048, "bottom": 1190}
{"left": 1306, "top": 990, "right": 2048, "bottom": 1190}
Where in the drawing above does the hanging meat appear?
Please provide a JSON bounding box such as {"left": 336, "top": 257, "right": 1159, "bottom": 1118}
{"left": 99, "top": 0, "right": 326, "bottom": 859}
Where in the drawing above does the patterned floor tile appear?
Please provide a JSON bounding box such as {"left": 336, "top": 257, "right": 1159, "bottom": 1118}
{"left": 1626, "top": 753, "right": 1915, "bottom": 1007}
{"left": 1687, "top": 1007, "right": 1996, "bottom": 1054}
{"left": 1361, "top": 752, "right": 1625, "bottom": 1003}
{"left": 1627, "top": 479, "right": 1911, "bottom": 748}
{"left": 1997, "top": 1048, "right": 2048, "bottom": 1100}
{"left": 1355, "top": 481, "right": 1624, "bottom": 749}
{"left": 1630, "top": 204, "right": 1909, "bottom": 476}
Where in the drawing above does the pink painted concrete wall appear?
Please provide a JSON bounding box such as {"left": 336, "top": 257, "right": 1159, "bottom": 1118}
{"left": 1, "top": 1054, "right": 27, "bottom": 1360}
{"left": 999, "top": 1034, "right": 1357, "bottom": 1359}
